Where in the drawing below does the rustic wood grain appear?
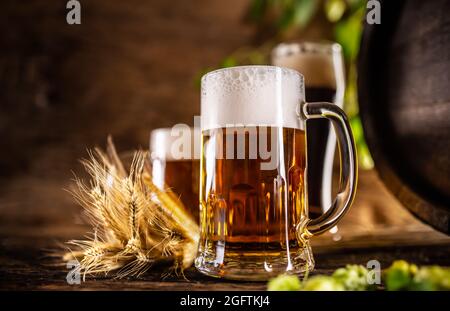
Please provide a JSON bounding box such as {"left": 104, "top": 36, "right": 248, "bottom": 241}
{"left": 1, "top": 169, "right": 449, "bottom": 290}
{"left": 1, "top": 224, "right": 449, "bottom": 290}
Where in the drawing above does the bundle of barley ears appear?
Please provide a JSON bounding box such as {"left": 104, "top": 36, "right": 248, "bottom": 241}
{"left": 63, "top": 137, "right": 199, "bottom": 280}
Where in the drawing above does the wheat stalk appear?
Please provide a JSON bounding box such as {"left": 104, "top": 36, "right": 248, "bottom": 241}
{"left": 64, "top": 137, "right": 200, "bottom": 279}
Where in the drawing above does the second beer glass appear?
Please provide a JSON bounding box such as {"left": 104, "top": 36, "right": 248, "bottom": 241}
{"left": 150, "top": 127, "right": 201, "bottom": 221}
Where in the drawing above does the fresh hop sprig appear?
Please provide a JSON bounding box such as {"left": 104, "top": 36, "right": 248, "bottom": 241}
{"left": 267, "top": 261, "right": 450, "bottom": 291}
{"left": 332, "top": 265, "right": 376, "bottom": 291}
{"left": 267, "top": 264, "right": 373, "bottom": 291}
{"left": 384, "top": 260, "right": 417, "bottom": 290}
{"left": 268, "top": 273, "right": 346, "bottom": 291}
{"left": 302, "top": 276, "right": 345, "bottom": 291}
{"left": 267, "top": 275, "right": 302, "bottom": 291}
{"left": 385, "top": 260, "right": 450, "bottom": 291}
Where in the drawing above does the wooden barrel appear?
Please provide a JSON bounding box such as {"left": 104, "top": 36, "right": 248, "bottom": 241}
{"left": 358, "top": 0, "right": 450, "bottom": 234}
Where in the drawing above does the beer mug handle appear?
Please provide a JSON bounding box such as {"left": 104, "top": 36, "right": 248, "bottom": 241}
{"left": 301, "top": 102, "right": 358, "bottom": 236}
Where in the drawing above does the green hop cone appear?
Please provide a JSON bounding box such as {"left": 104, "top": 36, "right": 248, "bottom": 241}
{"left": 410, "top": 266, "right": 450, "bottom": 291}
{"left": 302, "top": 276, "right": 345, "bottom": 291}
{"left": 267, "top": 274, "right": 302, "bottom": 291}
{"left": 384, "top": 260, "right": 418, "bottom": 291}
{"left": 332, "top": 264, "right": 373, "bottom": 291}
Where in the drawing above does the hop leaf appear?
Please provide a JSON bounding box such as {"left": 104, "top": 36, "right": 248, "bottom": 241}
{"left": 267, "top": 275, "right": 302, "bottom": 291}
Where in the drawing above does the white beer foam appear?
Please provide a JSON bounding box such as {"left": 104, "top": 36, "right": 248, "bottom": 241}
{"left": 201, "top": 66, "right": 304, "bottom": 131}
{"left": 272, "top": 43, "right": 343, "bottom": 88}
{"left": 150, "top": 127, "right": 201, "bottom": 161}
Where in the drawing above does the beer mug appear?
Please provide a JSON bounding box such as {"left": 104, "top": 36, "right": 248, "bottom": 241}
{"left": 272, "top": 42, "right": 345, "bottom": 221}
{"left": 195, "top": 66, "right": 357, "bottom": 280}
{"left": 150, "top": 127, "right": 201, "bottom": 221}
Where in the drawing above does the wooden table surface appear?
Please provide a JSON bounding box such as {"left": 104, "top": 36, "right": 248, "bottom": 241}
{"left": 1, "top": 169, "right": 449, "bottom": 290}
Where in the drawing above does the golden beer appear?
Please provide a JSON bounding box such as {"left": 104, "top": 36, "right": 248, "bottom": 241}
{"left": 200, "top": 127, "right": 306, "bottom": 246}
{"left": 150, "top": 127, "right": 200, "bottom": 221}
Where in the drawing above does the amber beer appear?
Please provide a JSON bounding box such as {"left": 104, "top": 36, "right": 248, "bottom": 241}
{"left": 272, "top": 42, "right": 345, "bottom": 218}
{"left": 201, "top": 126, "right": 306, "bottom": 245}
{"left": 196, "top": 66, "right": 356, "bottom": 280}
{"left": 150, "top": 127, "right": 200, "bottom": 221}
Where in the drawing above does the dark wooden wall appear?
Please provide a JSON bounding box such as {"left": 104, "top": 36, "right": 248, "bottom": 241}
{"left": 0, "top": 0, "right": 251, "bottom": 225}
{"left": 0, "top": 0, "right": 252, "bottom": 172}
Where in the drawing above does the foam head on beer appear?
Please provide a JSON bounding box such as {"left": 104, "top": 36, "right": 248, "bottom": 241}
{"left": 201, "top": 66, "right": 305, "bottom": 131}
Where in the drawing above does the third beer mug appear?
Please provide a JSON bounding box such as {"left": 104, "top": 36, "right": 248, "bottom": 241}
{"left": 195, "top": 66, "right": 357, "bottom": 280}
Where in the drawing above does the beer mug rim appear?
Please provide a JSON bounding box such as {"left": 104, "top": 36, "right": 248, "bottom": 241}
{"left": 201, "top": 65, "right": 304, "bottom": 85}
{"left": 271, "top": 41, "right": 342, "bottom": 59}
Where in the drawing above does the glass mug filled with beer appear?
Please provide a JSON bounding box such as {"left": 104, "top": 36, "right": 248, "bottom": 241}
{"left": 195, "top": 66, "right": 357, "bottom": 280}
{"left": 150, "top": 127, "right": 201, "bottom": 221}
{"left": 272, "top": 42, "right": 345, "bottom": 221}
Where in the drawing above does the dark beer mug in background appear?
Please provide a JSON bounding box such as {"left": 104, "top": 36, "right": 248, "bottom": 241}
{"left": 150, "top": 127, "right": 201, "bottom": 221}
{"left": 272, "top": 42, "right": 345, "bottom": 228}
